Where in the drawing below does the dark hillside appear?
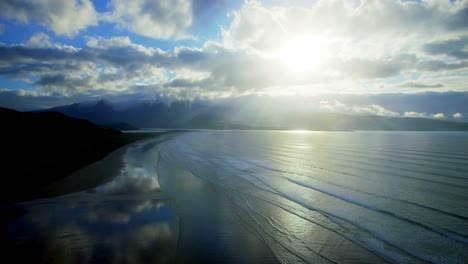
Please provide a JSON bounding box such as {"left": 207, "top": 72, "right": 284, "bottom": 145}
{"left": 0, "top": 107, "right": 153, "bottom": 201}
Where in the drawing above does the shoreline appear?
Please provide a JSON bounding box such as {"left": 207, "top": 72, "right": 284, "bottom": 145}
{"left": 3, "top": 130, "right": 281, "bottom": 263}
{"left": 4, "top": 132, "right": 166, "bottom": 202}
{"left": 44, "top": 131, "right": 180, "bottom": 199}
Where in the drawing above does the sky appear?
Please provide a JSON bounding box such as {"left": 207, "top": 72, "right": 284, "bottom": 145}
{"left": 0, "top": 0, "right": 467, "bottom": 119}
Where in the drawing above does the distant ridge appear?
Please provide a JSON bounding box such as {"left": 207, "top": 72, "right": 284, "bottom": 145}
{"left": 46, "top": 100, "right": 468, "bottom": 131}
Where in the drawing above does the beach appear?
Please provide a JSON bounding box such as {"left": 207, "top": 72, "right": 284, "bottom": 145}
{"left": 2, "top": 131, "right": 468, "bottom": 263}
{"left": 1, "top": 133, "right": 278, "bottom": 263}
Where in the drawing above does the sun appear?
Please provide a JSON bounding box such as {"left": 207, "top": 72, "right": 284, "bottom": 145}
{"left": 279, "top": 36, "right": 322, "bottom": 73}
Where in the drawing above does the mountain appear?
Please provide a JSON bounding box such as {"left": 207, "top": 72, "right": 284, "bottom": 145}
{"left": 48, "top": 99, "right": 235, "bottom": 128}
{"left": 47, "top": 99, "right": 120, "bottom": 125}
{"left": 46, "top": 99, "right": 468, "bottom": 131}
{"left": 0, "top": 107, "right": 153, "bottom": 201}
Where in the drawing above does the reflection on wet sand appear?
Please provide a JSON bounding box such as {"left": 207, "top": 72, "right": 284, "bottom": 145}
{"left": 1, "top": 136, "right": 179, "bottom": 264}
{"left": 2, "top": 133, "right": 280, "bottom": 264}
{"left": 95, "top": 139, "right": 162, "bottom": 195}
{"left": 2, "top": 199, "right": 178, "bottom": 264}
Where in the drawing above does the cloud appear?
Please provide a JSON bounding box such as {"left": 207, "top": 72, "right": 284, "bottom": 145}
{"left": 398, "top": 82, "right": 444, "bottom": 88}
{"left": 0, "top": 0, "right": 228, "bottom": 40}
{"left": 163, "top": 77, "right": 214, "bottom": 89}
{"left": 353, "top": 104, "right": 400, "bottom": 117}
{"left": 0, "top": 36, "right": 172, "bottom": 94}
{"left": 35, "top": 74, "right": 94, "bottom": 94}
{"left": 423, "top": 36, "right": 468, "bottom": 59}
{"left": 319, "top": 100, "right": 399, "bottom": 117}
{"left": 0, "top": 37, "right": 339, "bottom": 96}
{"left": 0, "top": 0, "right": 98, "bottom": 37}
{"left": 223, "top": 0, "right": 468, "bottom": 54}
{"left": 104, "top": 0, "right": 193, "bottom": 39}
{"left": 403, "top": 111, "right": 448, "bottom": 119}
{"left": 26, "top": 32, "right": 54, "bottom": 48}
{"left": 0, "top": 89, "right": 71, "bottom": 110}
{"left": 85, "top": 36, "right": 133, "bottom": 49}
{"left": 218, "top": 0, "right": 468, "bottom": 85}
{"left": 416, "top": 60, "right": 468, "bottom": 72}
{"left": 446, "top": 7, "right": 468, "bottom": 30}
{"left": 1, "top": 1, "right": 468, "bottom": 103}
{"left": 318, "top": 95, "right": 468, "bottom": 120}
{"left": 329, "top": 58, "right": 403, "bottom": 79}
{"left": 403, "top": 111, "right": 429, "bottom": 118}
{"left": 319, "top": 100, "right": 347, "bottom": 112}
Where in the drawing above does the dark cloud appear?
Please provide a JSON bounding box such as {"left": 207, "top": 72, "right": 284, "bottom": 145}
{"left": 0, "top": 62, "right": 83, "bottom": 78}
{"left": 423, "top": 36, "right": 468, "bottom": 59}
{"left": 0, "top": 90, "right": 70, "bottom": 111}
{"left": 35, "top": 74, "right": 93, "bottom": 93}
{"left": 416, "top": 60, "right": 468, "bottom": 71}
{"left": 398, "top": 82, "right": 444, "bottom": 88}
{"left": 107, "top": 0, "right": 193, "bottom": 39}
{"left": 0, "top": 42, "right": 170, "bottom": 92}
{"left": 446, "top": 7, "right": 468, "bottom": 30}
{"left": 0, "top": 0, "right": 98, "bottom": 36}
{"left": 163, "top": 77, "right": 214, "bottom": 89}
{"left": 0, "top": 44, "right": 86, "bottom": 62}
{"left": 329, "top": 58, "right": 403, "bottom": 79}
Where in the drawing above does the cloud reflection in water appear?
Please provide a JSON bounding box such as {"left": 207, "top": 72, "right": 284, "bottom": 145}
{"left": 3, "top": 200, "right": 178, "bottom": 264}
{"left": 2, "top": 138, "right": 179, "bottom": 264}
{"left": 96, "top": 140, "right": 162, "bottom": 195}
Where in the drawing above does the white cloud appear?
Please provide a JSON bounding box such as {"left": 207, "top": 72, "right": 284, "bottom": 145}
{"left": 0, "top": 35, "right": 172, "bottom": 95}
{"left": 319, "top": 100, "right": 399, "bottom": 117}
{"left": 320, "top": 101, "right": 462, "bottom": 120}
{"left": 105, "top": 0, "right": 193, "bottom": 40}
{"left": 86, "top": 36, "right": 132, "bottom": 49}
{"left": 353, "top": 104, "right": 400, "bottom": 117}
{"left": 404, "top": 111, "right": 449, "bottom": 119}
{"left": 26, "top": 32, "right": 53, "bottom": 48}
{"left": 1, "top": 1, "right": 468, "bottom": 101}
{"left": 222, "top": 0, "right": 468, "bottom": 56}
{"left": 218, "top": 0, "right": 468, "bottom": 91}
{"left": 403, "top": 111, "right": 429, "bottom": 118}
{"left": 319, "top": 100, "right": 347, "bottom": 112}
{"left": 0, "top": 0, "right": 98, "bottom": 37}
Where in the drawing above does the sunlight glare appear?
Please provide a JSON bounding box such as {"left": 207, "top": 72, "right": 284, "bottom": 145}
{"left": 280, "top": 36, "right": 322, "bottom": 73}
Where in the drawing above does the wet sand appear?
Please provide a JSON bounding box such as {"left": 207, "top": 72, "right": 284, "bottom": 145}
{"left": 158, "top": 158, "right": 278, "bottom": 263}
{"left": 1, "top": 133, "right": 279, "bottom": 263}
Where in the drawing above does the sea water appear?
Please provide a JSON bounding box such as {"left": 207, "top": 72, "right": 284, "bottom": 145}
{"left": 156, "top": 131, "right": 468, "bottom": 263}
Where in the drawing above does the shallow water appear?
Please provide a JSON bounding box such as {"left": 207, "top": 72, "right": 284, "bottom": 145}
{"left": 157, "top": 131, "right": 468, "bottom": 263}
{"left": 2, "top": 131, "right": 468, "bottom": 263}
